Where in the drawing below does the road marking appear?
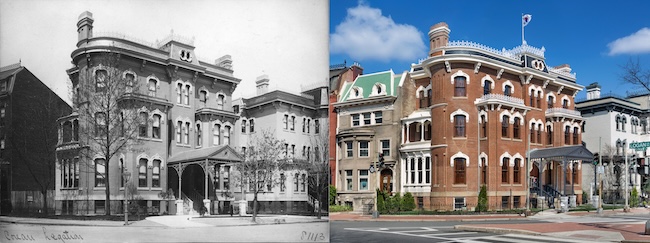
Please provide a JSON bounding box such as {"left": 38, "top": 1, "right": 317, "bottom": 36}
{"left": 423, "top": 232, "right": 476, "bottom": 237}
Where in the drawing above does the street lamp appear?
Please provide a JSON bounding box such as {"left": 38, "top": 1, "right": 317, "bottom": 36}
{"left": 123, "top": 170, "right": 131, "bottom": 226}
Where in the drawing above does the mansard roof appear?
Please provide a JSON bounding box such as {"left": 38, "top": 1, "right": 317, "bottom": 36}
{"left": 339, "top": 70, "right": 401, "bottom": 102}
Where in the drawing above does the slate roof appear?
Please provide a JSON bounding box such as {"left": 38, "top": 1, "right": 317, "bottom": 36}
{"left": 339, "top": 70, "right": 400, "bottom": 102}
{"left": 529, "top": 145, "right": 593, "bottom": 161}
{"left": 167, "top": 145, "right": 243, "bottom": 164}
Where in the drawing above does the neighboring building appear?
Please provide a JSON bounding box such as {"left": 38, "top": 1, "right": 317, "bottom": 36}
{"left": 0, "top": 63, "right": 72, "bottom": 215}
{"left": 55, "top": 11, "right": 241, "bottom": 215}
{"left": 408, "top": 22, "right": 589, "bottom": 211}
{"left": 328, "top": 62, "right": 363, "bottom": 185}
{"left": 333, "top": 70, "right": 405, "bottom": 212}
{"left": 232, "top": 75, "right": 328, "bottom": 214}
{"left": 576, "top": 83, "right": 648, "bottom": 203}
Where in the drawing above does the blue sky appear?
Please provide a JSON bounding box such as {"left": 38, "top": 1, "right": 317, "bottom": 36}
{"left": 330, "top": 1, "right": 650, "bottom": 99}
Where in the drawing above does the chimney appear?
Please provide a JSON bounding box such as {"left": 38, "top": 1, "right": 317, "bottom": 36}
{"left": 428, "top": 22, "right": 450, "bottom": 57}
{"left": 216, "top": 55, "right": 233, "bottom": 70}
{"left": 77, "top": 11, "right": 94, "bottom": 45}
{"left": 350, "top": 62, "right": 363, "bottom": 80}
{"left": 586, "top": 82, "right": 601, "bottom": 100}
{"left": 256, "top": 74, "right": 270, "bottom": 96}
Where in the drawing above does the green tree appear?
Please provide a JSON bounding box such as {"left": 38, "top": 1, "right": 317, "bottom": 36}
{"left": 476, "top": 185, "right": 488, "bottom": 212}
{"left": 329, "top": 185, "right": 337, "bottom": 206}
{"left": 401, "top": 192, "right": 416, "bottom": 211}
{"left": 630, "top": 187, "right": 639, "bottom": 207}
{"left": 376, "top": 189, "right": 386, "bottom": 214}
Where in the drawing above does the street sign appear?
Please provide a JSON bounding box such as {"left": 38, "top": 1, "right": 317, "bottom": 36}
{"left": 597, "top": 165, "right": 604, "bottom": 174}
{"left": 629, "top": 141, "right": 650, "bottom": 151}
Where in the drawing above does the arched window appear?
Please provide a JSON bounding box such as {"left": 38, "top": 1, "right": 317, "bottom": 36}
{"left": 224, "top": 125, "right": 231, "bottom": 145}
{"left": 94, "top": 158, "right": 106, "bottom": 187}
{"left": 199, "top": 90, "right": 207, "bottom": 105}
{"left": 294, "top": 173, "right": 299, "bottom": 192}
{"left": 217, "top": 94, "right": 225, "bottom": 110}
{"left": 290, "top": 116, "right": 295, "bottom": 131}
{"left": 63, "top": 121, "right": 73, "bottom": 142}
{"left": 481, "top": 115, "right": 487, "bottom": 138}
{"left": 250, "top": 119, "right": 255, "bottom": 133}
{"left": 502, "top": 115, "right": 509, "bottom": 138}
{"left": 573, "top": 127, "right": 579, "bottom": 144}
{"left": 513, "top": 158, "right": 521, "bottom": 183}
{"left": 547, "top": 96, "right": 554, "bottom": 109}
{"left": 565, "top": 125, "right": 571, "bottom": 144}
{"left": 536, "top": 91, "right": 542, "bottom": 108}
{"left": 176, "top": 83, "right": 182, "bottom": 104}
{"left": 419, "top": 90, "right": 426, "bottom": 108}
{"left": 530, "top": 123, "right": 536, "bottom": 143}
{"left": 481, "top": 157, "right": 487, "bottom": 185}
{"left": 139, "top": 112, "right": 148, "bottom": 138}
{"left": 184, "top": 85, "right": 190, "bottom": 105}
{"left": 454, "top": 158, "right": 466, "bottom": 184}
{"left": 176, "top": 121, "right": 182, "bottom": 143}
{"left": 213, "top": 124, "right": 221, "bottom": 145}
{"left": 504, "top": 85, "right": 512, "bottom": 96}
{"left": 241, "top": 120, "right": 247, "bottom": 133}
{"left": 152, "top": 160, "right": 161, "bottom": 187}
{"left": 454, "top": 76, "right": 466, "bottom": 97}
{"left": 501, "top": 158, "right": 510, "bottom": 184}
{"left": 152, "top": 114, "right": 161, "bottom": 139}
{"left": 95, "top": 112, "right": 106, "bottom": 137}
{"left": 95, "top": 69, "right": 107, "bottom": 92}
{"left": 424, "top": 121, "right": 432, "bottom": 140}
{"left": 196, "top": 124, "right": 202, "bottom": 146}
{"left": 454, "top": 115, "right": 466, "bottom": 137}
{"left": 547, "top": 125, "right": 553, "bottom": 145}
{"left": 124, "top": 72, "right": 135, "bottom": 93}
{"left": 184, "top": 122, "right": 190, "bottom": 145}
{"left": 73, "top": 120, "right": 79, "bottom": 141}
{"left": 513, "top": 117, "right": 521, "bottom": 139}
{"left": 483, "top": 80, "right": 491, "bottom": 95}
{"left": 138, "top": 158, "right": 147, "bottom": 187}
{"left": 537, "top": 124, "right": 542, "bottom": 144}
{"left": 302, "top": 118, "right": 306, "bottom": 132}
{"left": 427, "top": 89, "right": 432, "bottom": 107}
{"left": 148, "top": 79, "right": 157, "bottom": 97}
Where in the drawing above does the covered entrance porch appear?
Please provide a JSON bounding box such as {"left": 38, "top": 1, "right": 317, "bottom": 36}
{"left": 529, "top": 145, "right": 593, "bottom": 211}
{"left": 167, "top": 145, "right": 242, "bottom": 215}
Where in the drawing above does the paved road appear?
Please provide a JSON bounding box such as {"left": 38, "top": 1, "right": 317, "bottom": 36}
{"left": 1, "top": 221, "right": 329, "bottom": 242}
{"left": 331, "top": 220, "right": 595, "bottom": 243}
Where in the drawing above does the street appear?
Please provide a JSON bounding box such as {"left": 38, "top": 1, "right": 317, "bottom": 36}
{"left": 1, "top": 221, "right": 329, "bottom": 242}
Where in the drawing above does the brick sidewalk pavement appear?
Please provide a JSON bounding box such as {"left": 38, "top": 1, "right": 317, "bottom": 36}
{"left": 330, "top": 212, "right": 526, "bottom": 222}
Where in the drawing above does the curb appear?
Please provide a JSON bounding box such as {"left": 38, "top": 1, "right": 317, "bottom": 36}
{"left": 454, "top": 225, "right": 541, "bottom": 236}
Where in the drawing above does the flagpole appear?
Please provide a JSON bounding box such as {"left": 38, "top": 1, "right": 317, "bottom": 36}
{"left": 522, "top": 13, "right": 525, "bottom": 45}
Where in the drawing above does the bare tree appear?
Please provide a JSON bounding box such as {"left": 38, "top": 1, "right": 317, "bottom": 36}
{"left": 621, "top": 58, "right": 650, "bottom": 92}
{"left": 298, "top": 128, "right": 329, "bottom": 219}
{"left": 235, "top": 129, "right": 286, "bottom": 222}
{"left": 10, "top": 85, "right": 70, "bottom": 214}
{"left": 75, "top": 53, "right": 143, "bottom": 215}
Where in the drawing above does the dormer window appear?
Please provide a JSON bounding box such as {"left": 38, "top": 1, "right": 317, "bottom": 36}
{"left": 377, "top": 85, "right": 382, "bottom": 94}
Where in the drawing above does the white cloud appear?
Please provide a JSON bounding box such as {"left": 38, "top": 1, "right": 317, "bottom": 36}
{"left": 330, "top": 4, "right": 426, "bottom": 62}
{"left": 608, "top": 27, "right": 650, "bottom": 55}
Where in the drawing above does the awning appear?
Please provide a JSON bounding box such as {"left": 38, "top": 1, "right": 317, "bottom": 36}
{"left": 529, "top": 145, "right": 593, "bottom": 161}
{"left": 167, "top": 145, "right": 243, "bottom": 164}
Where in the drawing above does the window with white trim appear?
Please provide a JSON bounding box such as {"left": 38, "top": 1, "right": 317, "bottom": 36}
{"left": 374, "top": 111, "right": 383, "bottom": 124}
{"left": 152, "top": 159, "right": 161, "bottom": 187}
{"left": 217, "top": 94, "right": 225, "bottom": 110}
{"left": 152, "top": 114, "right": 161, "bottom": 139}
{"left": 352, "top": 114, "right": 360, "bottom": 126}
{"left": 380, "top": 140, "right": 390, "bottom": 157}
{"left": 358, "top": 141, "right": 369, "bottom": 157}
{"left": 345, "top": 141, "right": 353, "bottom": 157}
{"left": 213, "top": 124, "right": 221, "bottom": 145}
{"left": 345, "top": 170, "right": 353, "bottom": 191}
{"left": 148, "top": 78, "right": 157, "bottom": 97}
{"left": 95, "top": 158, "right": 106, "bottom": 187}
{"left": 359, "top": 170, "right": 369, "bottom": 190}
{"left": 138, "top": 158, "right": 147, "bottom": 187}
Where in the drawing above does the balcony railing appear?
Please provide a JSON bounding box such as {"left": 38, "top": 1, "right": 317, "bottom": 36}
{"left": 447, "top": 41, "right": 545, "bottom": 59}
{"left": 545, "top": 108, "right": 581, "bottom": 116}
{"left": 475, "top": 94, "right": 525, "bottom": 105}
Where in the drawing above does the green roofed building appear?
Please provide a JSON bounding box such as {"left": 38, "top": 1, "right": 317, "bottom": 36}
{"left": 333, "top": 69, "right": 407, "bottom": 213}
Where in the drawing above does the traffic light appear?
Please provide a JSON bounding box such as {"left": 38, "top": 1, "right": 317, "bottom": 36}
{"left": 379, "top": 153, "right": 385, "bottom": 168}
{"left": 593, "top": 153, "right": 599, "bottom": 165}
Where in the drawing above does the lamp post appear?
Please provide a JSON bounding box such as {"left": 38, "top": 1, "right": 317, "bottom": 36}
{"left": 123, "top": 171, "right": 131, "bottom": 226}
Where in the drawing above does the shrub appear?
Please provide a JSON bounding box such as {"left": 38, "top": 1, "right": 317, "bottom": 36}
{"left": 376, "top": 189, "right": 386, "bottom": 213}
{"left": 630, "top": 187, "right": 639, "bottom": 207}
{"left": 476, "top": 185, "right": 488, "bottom": 212}
{"left": 329, "top": 205, "right": 352, "bottom": 212}
{"left": 401, "top": 192, "right": 416, "bottom": 211}
{"left": 582, "top": 191, "right": 589, "bottom": 204}
{"left": 329, "top": 185, "right": 337, "bottom": 206}
{"left": 385, "top": 193, "right": 401, "bottom": 214}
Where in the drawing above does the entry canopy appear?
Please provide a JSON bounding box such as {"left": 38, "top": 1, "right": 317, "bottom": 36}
{"left": 529, "top": 145, "right": 593, "bottom": 161}
{"left": 168, "top": 145, "right": 243, "bottom": 164}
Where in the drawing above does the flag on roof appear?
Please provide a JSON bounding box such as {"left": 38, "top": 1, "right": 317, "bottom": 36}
{"left": 522, "top": 14, "right": 532, "bottom": 27}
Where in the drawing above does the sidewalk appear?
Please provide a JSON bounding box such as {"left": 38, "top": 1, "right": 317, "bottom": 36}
{"left": 456, "top": 207, "right": 650, "bottom": 243}
{"left": 330, "top": 211, "right": 526, "bottom": 222}
{"left": 0, "top": 214, "right": 328, "bottom": 228}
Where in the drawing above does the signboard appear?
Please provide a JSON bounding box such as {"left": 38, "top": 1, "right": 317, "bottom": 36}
{"left": 629, "top": 141, "right": 650, "bottom": 151}
{"left": 369, "top": 165, "right": 376, "bottom": 173}
{"left": 597, "top": 165, "right": 605, "bottom": 174}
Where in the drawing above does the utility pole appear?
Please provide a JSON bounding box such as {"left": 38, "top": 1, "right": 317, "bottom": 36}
{"left": 598, "top": 137, "right": 603, "bottom": 214}
{"left": 624, "top": 139, "right": 630, "bottom": 212}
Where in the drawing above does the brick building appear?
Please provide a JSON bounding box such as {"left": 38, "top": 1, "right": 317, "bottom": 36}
{"left": 55, "top": 11, "right": 241, "bottom": 215}
{"left": 0, "top": 63, "right": 72, "bottom": 215}
{"left": 408, "top": 22, "right": 588, "bottom": 210}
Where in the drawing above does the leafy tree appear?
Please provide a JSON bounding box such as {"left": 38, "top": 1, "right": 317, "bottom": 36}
{"left": 476, "top": 185, "right": 488, "bottom": 212}
{"left": 329, "top": 185, "right": 336, "bottom": 206}
{"left": 630, "top": 187, "right": 639, "bottom": 207}
{"left": 401, "top": 192, "right": 416, "bottom": 211}
{"left": 376, "top": 189, "right": 386, "bottom": 214}
{"left": 235, "top": 129, "right": 286, "bottom": 222}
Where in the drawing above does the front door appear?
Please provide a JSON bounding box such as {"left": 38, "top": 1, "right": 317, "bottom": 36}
{"left": 380, "top": 169, "right": 392, "bottom": 193}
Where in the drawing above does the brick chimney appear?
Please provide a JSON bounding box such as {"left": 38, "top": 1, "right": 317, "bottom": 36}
{"left": 256, "top": 74, "right": 270, "bottom": 96}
